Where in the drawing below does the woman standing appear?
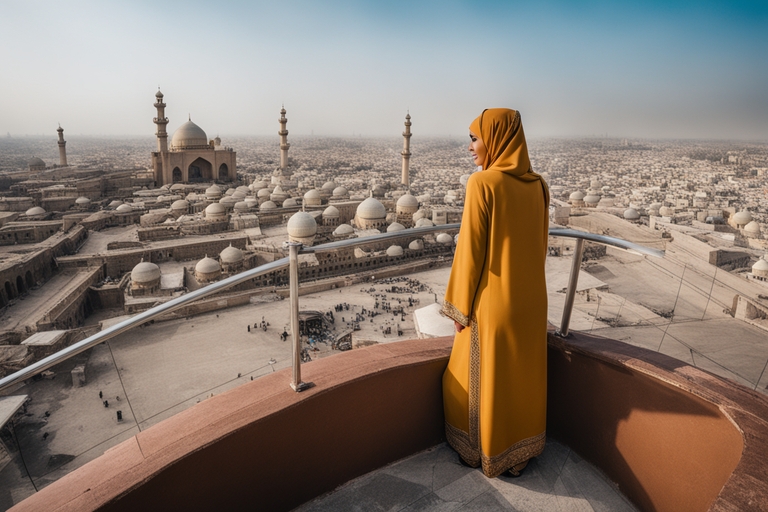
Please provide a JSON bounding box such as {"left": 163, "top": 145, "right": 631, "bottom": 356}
{"left": 442, "top": 108, "right": 549, "bottom": 478}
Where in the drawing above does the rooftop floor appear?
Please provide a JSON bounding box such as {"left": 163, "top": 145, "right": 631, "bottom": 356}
{"left": 297, "top": 441, "right": 636, "bottom": 511}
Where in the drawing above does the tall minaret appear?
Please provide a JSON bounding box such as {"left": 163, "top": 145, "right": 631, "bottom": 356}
{"left": 56, "top": 124, "right": 67, "bottom": 167}
{"left": 153, "top": 89, "right": 169, "bottom": 153}
{"left": 401, "top": 112, "right": 412, "bottom": 187}
{"left": 278, "top": 106, "right": 290, "bottom": 170}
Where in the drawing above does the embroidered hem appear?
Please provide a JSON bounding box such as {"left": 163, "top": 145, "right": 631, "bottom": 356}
{"left": 441, "top": 300, "right": 469, "bottom": 327}
{"left": 481, "top": 431, "right": 546, "bottom": 478}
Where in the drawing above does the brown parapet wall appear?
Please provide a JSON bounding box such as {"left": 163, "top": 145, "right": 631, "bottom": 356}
{"left": 11, "top": 332, "right": 768, "bottom": 512}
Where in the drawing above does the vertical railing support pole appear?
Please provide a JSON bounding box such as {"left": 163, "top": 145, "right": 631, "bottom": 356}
{"left": 288, "top": 242, "right": 313, "bottom": 392}
{"left": 556, "top": 238, "right": 585, "bottom": 338}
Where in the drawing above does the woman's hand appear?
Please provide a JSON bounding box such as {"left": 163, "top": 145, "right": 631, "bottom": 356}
{"left": 454, "top": 321, "right": 465, "bottom": 333}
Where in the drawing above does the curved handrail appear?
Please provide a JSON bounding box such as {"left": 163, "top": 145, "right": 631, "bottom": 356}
{"left": 0, "top": 225, "right": 662, "bottom": 393}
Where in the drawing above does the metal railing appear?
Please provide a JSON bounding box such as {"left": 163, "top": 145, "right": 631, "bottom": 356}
{"left": 0, "top": 225, "right": 663, "bottom": 394}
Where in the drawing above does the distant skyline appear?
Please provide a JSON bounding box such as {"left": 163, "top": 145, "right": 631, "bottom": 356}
{"left": 1, "top": 1, "right": 766, "bottom": 140}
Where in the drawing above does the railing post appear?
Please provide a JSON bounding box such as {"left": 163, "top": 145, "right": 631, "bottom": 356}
{"left": 556, "top": 238, "right": 585, "bottom": 338}
{"left": 287, "top": 242, "right": 313, "bottom": 392}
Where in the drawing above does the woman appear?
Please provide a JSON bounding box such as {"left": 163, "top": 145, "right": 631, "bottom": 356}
{"left": 442, "top": 108, "right": 549, "bottom": 478}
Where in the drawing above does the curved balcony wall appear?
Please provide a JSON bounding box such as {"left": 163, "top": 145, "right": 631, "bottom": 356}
{"left": 12, "top": 330, "right": 767, "bottom": 512}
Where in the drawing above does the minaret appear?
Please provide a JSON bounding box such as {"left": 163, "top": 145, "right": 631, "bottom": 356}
{"left": 56, "top": 124, "right": 67, "bottom": 167}
{"left": 153, "top": 89, "right": 169, "bottom": 153}
{"left": 401, "top": 112, "right": 412, "bottom": 187}
{"left": 278, "top": 106, "right": 290, "bottom": 171}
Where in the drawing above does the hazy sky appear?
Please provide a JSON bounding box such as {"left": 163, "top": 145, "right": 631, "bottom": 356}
{"left": 1, "top": 0, "right": 766, "bottom": 139}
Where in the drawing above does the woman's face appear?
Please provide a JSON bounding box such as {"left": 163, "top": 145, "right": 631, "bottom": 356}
{"left": 468, "top": 130, "right": 487, "bottom": 169}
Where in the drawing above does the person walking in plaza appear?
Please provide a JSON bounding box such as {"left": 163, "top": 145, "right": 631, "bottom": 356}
{"left": 441, "top": 108, "right": 549, "bottom": 478}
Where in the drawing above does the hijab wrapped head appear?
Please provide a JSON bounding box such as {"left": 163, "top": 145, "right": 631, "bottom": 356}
{"left": 469, "top": 108, "right": 530, "bottom": 177}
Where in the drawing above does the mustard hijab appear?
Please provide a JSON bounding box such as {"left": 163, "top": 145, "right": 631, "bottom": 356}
{"left": 470, "top": 108, "right": 549, "bottom": 201}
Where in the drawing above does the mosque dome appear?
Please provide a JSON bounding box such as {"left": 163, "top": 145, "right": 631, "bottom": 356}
{"left": 415, "top": 218, "right": 434, "bottom": 227}
{"left": 408, "top": 239, "right": 424, "bottom": 250}
{"left": 171, "top": 199, "right": 189, "bottom": 211}
{"left": 155, "top": 90, "right": 164, "bottom": 98}
{"left": 234, "top": 201, "right": 249, "bottom": 212}
{"left": 220, "top": 244, "right": 244, "bottom": 264}
{"left": 170, "top": 183, "right": 185, "bottom": 192}
{"left": 323, "top": 205, "right": 340, "bottom": 218}
{"left": 356, "top": 197, "right": 386, "bottom": 220}
{"left": 744, "top": 220, "right": 761, "bottom": 237}
{"left": 333, "top": 223, "right": 354, "bottom": 236}
{"left": 397, "top": 193, "right": 419, "bottom": 209}
{"left": 232, "top": 190, "right": 247, "bottom": 200}
{"left": 131, "top": 261, "right": 161, "bottom": 284}
{"left": 108, "top": 200, "right": 123, "bottom": 209}
{"left": 205, "top": 202, "right": 226, "bottom": 216}
{"left": 304, "top": 189, "right": 322, "bottom": 202}
{"left": 116, "top": 204, "right": 134, "bottom": 213}
{"left": 253, "top": 180, "right": 269, "bottom": 189}
{"left": 436, "top": 233, "right": 454, "bottom": 244}
{"left": 245, "top": 199, "right": 259, "bottom": 208}
{"left": 206, "top": 185, "right": 222, "bottom": 199}
{"left": 332, "top": 186, "right": 349, "bottom": 198}
{"left": 224, "top": 188, "right": 236, "bottom": 196}
{"left": 569, "top": 191, "right": 585, "bottom": 201}
{"left": 195, "top": 256, "right": 221, "bottom": 274}
{"left": 186, "top": 192, "right": 199, "bottom": 201}
{"left": 270, "top": 186, "right": 289, "bottom": 203}
{"left": 387, "top": 222, "right": 406, "bottom": 232}
{"left": 25, "top": 206, "right": 46, "bottom": 216}
{"left": 733, "top": 211, "right": 752, "bottom": 226}
{"left": 260, "top": 201, "right": 277, "bottom": 210}
{"left": 236, "top": 186, "right": 250, "bottom": 195}
{"left": 597, "top": 197, "right": 615, "bottom": 207}
{"left": 75, "top": 197, "right": 91, "bottom": 205}
{"left": 257, "top": 188, "right": 271, "bottom": 199}
{"left": 623, "top": 208, "right": 640, "bottom": 220}
{"left": 752, "top": 258, "right": 768, "bottom": 277}
{"left": 282, "top": 197, "right": 299, "bottom": 207}
{"left": 583, "top": 193, "right": 601, "bottom": 205}
{"left": 28, "top": 157, "right": 46, "bottom": 168}
{"left": 322, "top": 181, "right": 337, "bottom": 191}
{"left": 171, "top": 120, "right": 208, "bottom": 150}
{"left": 287, "top": 211, "right": 318, "bottom": 238}
{"left": 386, "top": 245, "right": 404, "bottom": 257}
{"left": 220, "top": 196, "right": 238, "bottom": 209}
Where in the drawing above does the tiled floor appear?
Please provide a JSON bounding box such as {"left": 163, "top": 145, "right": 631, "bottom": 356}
{"left": 296, "top": 440, "right": 637, "bottom": 511}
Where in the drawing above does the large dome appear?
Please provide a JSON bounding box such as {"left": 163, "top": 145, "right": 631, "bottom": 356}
{"left": 733, "top": 211, "right": 752, "bottom": 226}
{"left": 397, "top": 193, "right": 419, "bottom": 209}
{"left": 356, "top": 197, "right": 386, "bottom": 220}
{"left": 171, "top": 120, "right": 208, "bottom": 150}
{"left": 323, "top": 205, "right": 340, "bottom": 218}
{"left": 131, "top": 261, "right": 161, "bottom": 283}
{"left": 195, "top": 256, "right": 221, "bottom": 274}
{"left": 205, "top": 202, "right": 226, "bottom": 216}
{"left": 287, "top": 211, "right": 318, "bottom": 238}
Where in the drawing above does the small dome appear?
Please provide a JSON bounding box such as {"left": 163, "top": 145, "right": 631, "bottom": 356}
{"left": 236, "top": 186, "right": 250, "bottom": 195}
{"left": 323, "top": 205, "right": 340, "bottom": 218}
{"left": 25, "top": 206, "right": 46, "bottom": 216}
{"left": 436, "top": 233, "right": 453, "bottom": 244}
{"left": 415, "top": 218, "right": 434, "bottom": 227}
{"left": 195, "top": 257, "right": 221, "bottom": 274}
{"left": 131, "top": 260, "right": 161, "bottom": 283}
{"left": 220, "top": 196, "right": 238, "bottom": 207}
{"left": 75, "top": 197, "right": 91, "bottom": 205}
{"left": 409, "top": 239, "right": 424, "bottom": 250}
{"left": 356, "top": 197, "right": 386, "bottom": 220}
{"left": 623, "top": 208, "right": 640, "bottom": 220}
{"left": 386, "top": 245, "right": 403, "bottom": 257}
{"left": 170, "top": 120, "right": 208, "bottom": 150}
{"left": 220, "top": 244, "right": 244, "bottom": 263}
{"left": 108, "top": 200, "right": 123, "bottom": 209}
{"left": 322, "top": 181, "right": 337, "bottom": 191}
{"left": 332, "top": 186, "right": 348, "bottom": 197}
{"left": 649, "top": 202, "right": 662, "bottom": 211}
{"left": 733, "top": 211, "right": 752, "bottom": 225}
{"left": 257, "top": 188, "right": 271, "bottom": 198}
{"left": 304, "top": 189, "right": 322, "bottom": 200}
{"left": 253, "top": 180, "right": 269, "bottom": 189}
{"left": 387, "top": 222, "right": 406, "bottom": 232}
{"left": 333, "top": 223, "right": 354, "bottom": 236}
{"left": 206, "top": 185, "right": 222, "bottom": 198}
{"left": 205, "top": 202, "right": 226, "bottom": 216}
{"left": 287, "top": 211, "right": 318, "bottom": 238}
{"left": 116, "top": 204, "right": 133, "bottom": 213}
{"left": 569, "top": 191, "right": 585, "bottom": 201}
{"left": 234, "top": 201, "right": 249, "bottom": 212}
{"left": 155, "top": 90, "right": 164, "bottom": 98}
{"left": 232, "top": 191, "right": 246, "bottom": 200}
{"left": 597, "top": 197, "right": 615, "bottom": 207}
{"left": 170, "top": 183, "right": 185, "bottom": 192}
{"left": 397, "top": 193, "right": 419, "bottom": 208}
{"left": 752, "top": 259, "right": 768, "bottom": 272}
{"left": 283, "top": 197, "right": 299, "bottom": 207}
{"left": 171, "top": 199, "right": 189, "bottom": 211}
{"left": 744, "top": 220, "right": 761, "bottom": 235}
{"left": 260, "top": 201, "right": 277, "bottom": 210}
{"left": 224, "top": 188, "right": 236, "bottom": 196}
{"left": 28, "top": 157, "right": 46, "bottom": 167}
{"left": 583, "top": 193, "right": 601, "bottom": 205}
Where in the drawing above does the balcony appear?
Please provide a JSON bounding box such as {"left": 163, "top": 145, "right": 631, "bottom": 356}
{"left": 2, "top": 227, "right": 767, "bottom": 511}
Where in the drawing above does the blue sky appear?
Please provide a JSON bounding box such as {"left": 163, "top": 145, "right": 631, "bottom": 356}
{"left": 1, "top": 0, "right": 766, "bottom": 139}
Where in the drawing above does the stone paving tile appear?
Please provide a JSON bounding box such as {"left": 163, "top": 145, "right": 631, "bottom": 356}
{"left": 458, "top": 489, "right": 516, "bottom": 511}
{"left": 557, "top": 451, "right": 636, "bottom": 512}
{"left": 399, "top": 492, "right": 465, "bottom": 512}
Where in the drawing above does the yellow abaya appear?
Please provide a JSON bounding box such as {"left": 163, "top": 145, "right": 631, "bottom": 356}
{"left": 442, "top": 109, "right": 549, "bottom": 477}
